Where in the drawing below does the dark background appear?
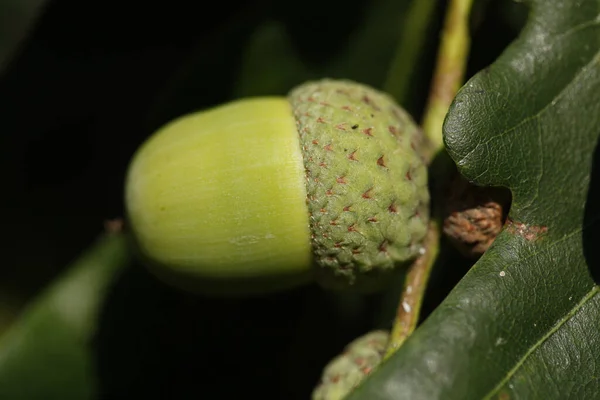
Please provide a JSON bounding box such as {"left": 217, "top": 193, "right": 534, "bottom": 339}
{"left": 0, "top": 0, "right": 524, "bottom": 398}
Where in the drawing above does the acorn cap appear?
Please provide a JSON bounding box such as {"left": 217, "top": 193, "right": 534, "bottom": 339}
{"left": 312, "top": 330, "right": 389, "bottom": 400}
{"left": 443, "top": 173, "right": 510, "bottom": 258}
{"left": 290, "top": 80, "right": 429, "bottom": 291}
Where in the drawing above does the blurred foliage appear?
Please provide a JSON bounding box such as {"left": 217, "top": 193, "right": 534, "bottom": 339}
{"left": 0, "top": 233, "right": 129, "bottom": 399}
{"left": 0, "top": 0, "right": 49, "bottom": 74}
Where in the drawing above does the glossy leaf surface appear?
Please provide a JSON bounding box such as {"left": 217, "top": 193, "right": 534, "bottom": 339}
{"left": 348, "top": 0, "right": 600, "bottom": 398}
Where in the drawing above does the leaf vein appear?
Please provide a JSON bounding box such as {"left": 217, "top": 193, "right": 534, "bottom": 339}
{"left": 457, "top": 31, "right": 600, "bottom": 169}
{"left": 483, "top": 286, "right": 600, "bottom": 399}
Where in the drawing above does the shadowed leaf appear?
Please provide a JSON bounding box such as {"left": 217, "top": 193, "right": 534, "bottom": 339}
{"left": 0, "top": 233, "right": 130, "bottom": 399}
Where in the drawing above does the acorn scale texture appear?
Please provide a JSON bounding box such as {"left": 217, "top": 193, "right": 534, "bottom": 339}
{"left": 312, "top": 330, "right": 389, "bottom": 400}
{"left": 443, "top": 173, "right": 509, "bottom": 258}
{"left": 289, "top": 80, "right": 429, "bottom": 291}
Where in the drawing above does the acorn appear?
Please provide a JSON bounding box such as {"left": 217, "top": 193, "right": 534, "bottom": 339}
{"left": 312, "top": 330, "right": 389, "bottom": 400}
{"left": 124, "top": 79, "right": 429, "bottom": 296}
{"left": 443, "top": 173, "right": 510, "bottom": 258}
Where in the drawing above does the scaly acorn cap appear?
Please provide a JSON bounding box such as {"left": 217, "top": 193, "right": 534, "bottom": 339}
{"left": 312, "top": 330, "right": 390, "bottom": 400}
{"left": 289, "top": 80, "right": 429, "bottom": 291}
{"left": 124, "top": 79, "right": 429, "bottom": 296}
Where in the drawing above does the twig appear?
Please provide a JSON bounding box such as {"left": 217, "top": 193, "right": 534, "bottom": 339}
{"left": 384, "top": 0, "right": 474, "bottom": 358}
{"left": 104, "top": 218, "right": 124, "bottom": 235}
{"left": 421, "top": 0, "right": 474, "bottom": 149}
{"left": 384, "top": 223, "right": 440, "bottom": 358}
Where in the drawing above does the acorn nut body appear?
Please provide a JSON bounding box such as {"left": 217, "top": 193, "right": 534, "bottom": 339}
{"left": 124, "top": 79, "right": 429, "bottom": 296}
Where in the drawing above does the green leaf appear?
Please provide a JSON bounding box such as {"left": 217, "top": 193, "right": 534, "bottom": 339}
{"left": 150, "top": 0, "right": 431, "bottom": 126}
{"left": 231, "top": 21, "right": 314, "bottom": 98}
{"left": 347, "top": 0, "right": 600, "bottom": 398}
{"left": 0, "top": 232, "right": 130, "bottom": 399}
{"left": 233, "top": 0, "right": 425, "bottom": 97}
{"left": 0, "top": 0, "right": 49, "bottom": 74}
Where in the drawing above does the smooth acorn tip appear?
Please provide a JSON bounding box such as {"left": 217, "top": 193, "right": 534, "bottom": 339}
{"left": 124, "top": 97, "right": 314, "bottom": 296}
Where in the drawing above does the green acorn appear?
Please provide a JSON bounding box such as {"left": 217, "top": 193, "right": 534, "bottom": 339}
{"left": 124, "top": 79, "right": 429, "bottom": 296}
{"left": 312, "top": 330, "right": 389, "bottom": 400}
